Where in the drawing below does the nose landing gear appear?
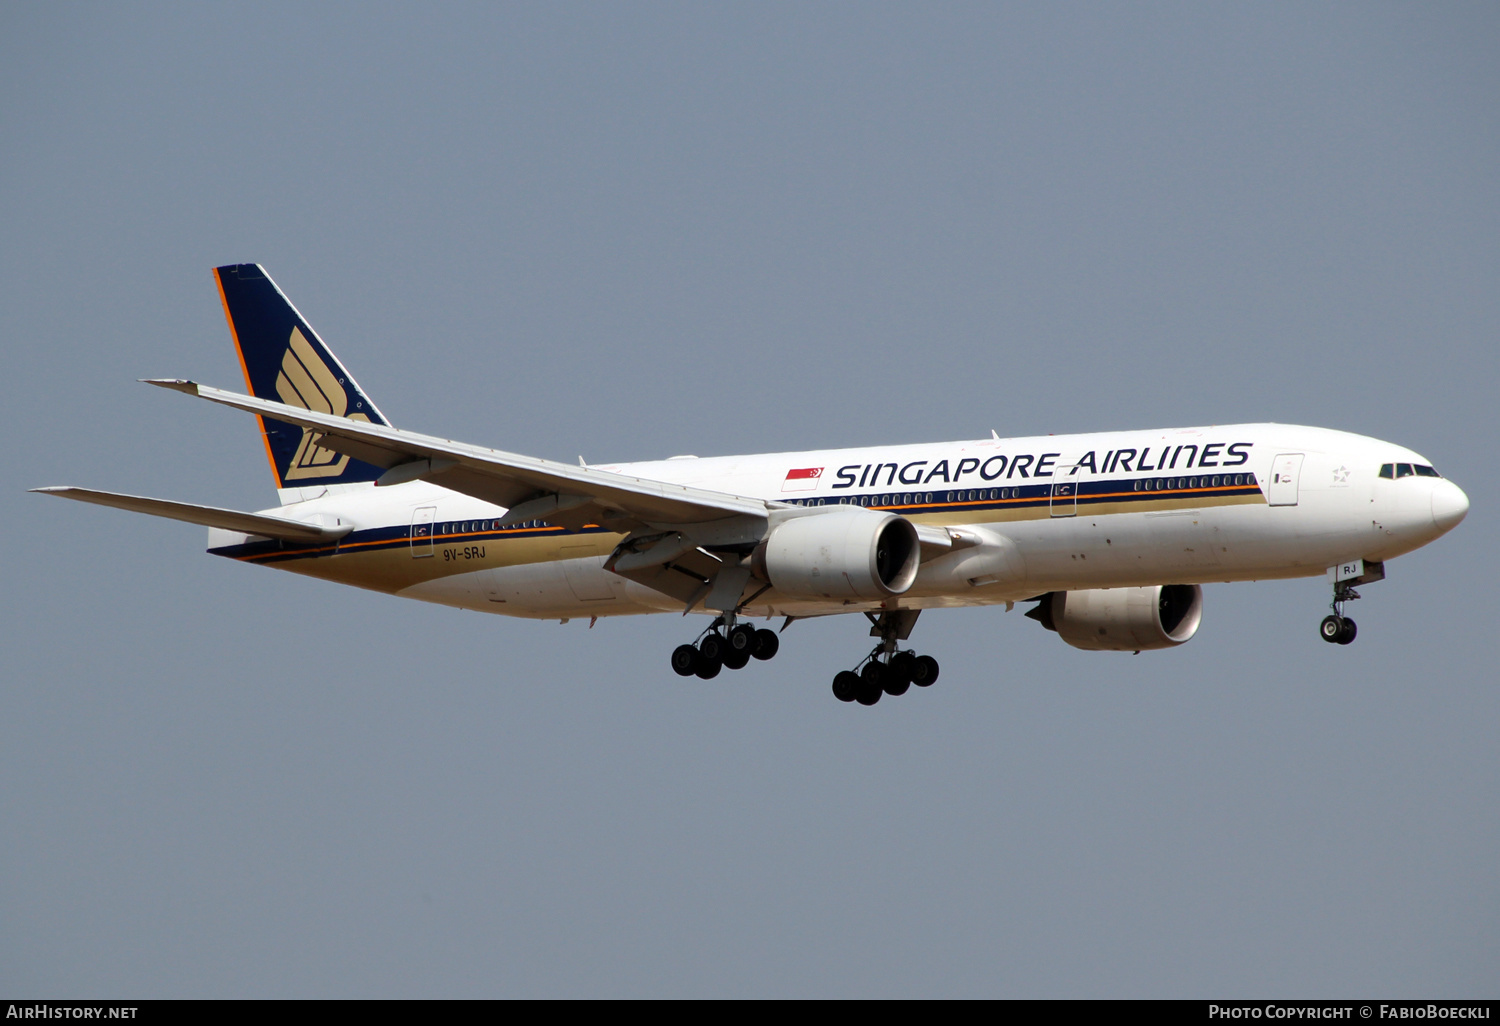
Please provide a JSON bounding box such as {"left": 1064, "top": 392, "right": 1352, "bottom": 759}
{"left": 1319, "top": 581, "right": 1360, "bottom": 645}
{"left": 1318, "top": 559, "right": 1384, "bottom": 645}
{"left": 669, "top": 614, "right": 780, "bottom": 679}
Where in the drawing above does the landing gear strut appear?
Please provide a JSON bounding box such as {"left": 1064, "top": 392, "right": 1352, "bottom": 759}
{"left": 670, "top": 612, "right": 779, "bottom": 679}
{"left": 831, "top": 610, "right": 940, "bottom": 706}
{"left": 1320, "top": 580, "right": 1359, "bottom": 646}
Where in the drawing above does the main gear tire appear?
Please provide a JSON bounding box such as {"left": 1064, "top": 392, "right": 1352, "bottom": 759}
{"left": 911, "top": 655, "right": 940, "bottom": 687}
{"left": 670, "top": 644, "right": 699, "bottom": 677}
{"left": 698, "top": 632, "right": 726, "bottom": 662}
{"left": 832, "top": 671, "right": 860, "bottom": 703}
{"left": 728, "top": 624, "right": 756, "bottom": 656}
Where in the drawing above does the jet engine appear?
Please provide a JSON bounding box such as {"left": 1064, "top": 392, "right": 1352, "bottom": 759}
{"left": 1025, "top": 584, "right": 1203, "bottom": 652}
{"left": 753, "top": 509, "right": 920, "bottom": 601}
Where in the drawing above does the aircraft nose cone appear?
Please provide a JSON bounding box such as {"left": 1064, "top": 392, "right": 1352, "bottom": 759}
{"left": 1431, "top": 479, "right": 1469, "bottom": 533}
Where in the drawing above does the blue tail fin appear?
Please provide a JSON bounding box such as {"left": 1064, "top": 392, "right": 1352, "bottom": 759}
{"left": 213, "top": 264, "right": 390, "bottom": 490}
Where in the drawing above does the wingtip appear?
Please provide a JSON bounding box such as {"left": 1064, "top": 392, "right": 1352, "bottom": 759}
{"left": 140, "top": 378, "right": 200, "bottom": 394}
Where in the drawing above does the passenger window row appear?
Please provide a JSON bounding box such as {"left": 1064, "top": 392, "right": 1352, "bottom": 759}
{"left": 438, "top": 519, "right": 550, "bottom": 535}
{"left": 789, "top": 489, "right": 1024, "bottom": 509}
{"left": 839, "top": 492, "right": 941, "bottom": 507}
{"left": 1134, "top": 474, "right": 1254, "bottom": 491}
{"left": 481, "top": 472, "right": 1266, "bottom": 531}
{"left": 790, "top": 475, "right": 1259, "bottom": 510}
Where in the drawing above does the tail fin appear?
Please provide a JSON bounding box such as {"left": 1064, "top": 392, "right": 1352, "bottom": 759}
{"left": 213, "top": 264, "right": 390, "bottom": 491}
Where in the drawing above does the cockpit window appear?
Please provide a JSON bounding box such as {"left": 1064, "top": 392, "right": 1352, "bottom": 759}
{"left": 1380, "top": 462, "right": 1441, "bottom": 480}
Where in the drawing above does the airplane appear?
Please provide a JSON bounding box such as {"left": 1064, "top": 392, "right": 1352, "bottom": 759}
{"left": 34, "top": 264, "right": 1470, "bottom": 706}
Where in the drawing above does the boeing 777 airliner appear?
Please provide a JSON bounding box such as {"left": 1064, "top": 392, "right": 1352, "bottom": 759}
{"left": 35, "top": 265, "right": 1470, "bottom": 705}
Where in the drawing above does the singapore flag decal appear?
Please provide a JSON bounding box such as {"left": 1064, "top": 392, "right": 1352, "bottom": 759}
{"left": 782, "top": 466, "right": 823, "bottom": 493}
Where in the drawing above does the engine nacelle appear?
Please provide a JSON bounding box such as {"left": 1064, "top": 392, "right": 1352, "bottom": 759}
{"left": 754, "top": 509, "right": 920, "bottom": 601}
{"left": 1028, "top": 584, "right": 1203, "bottom": 652}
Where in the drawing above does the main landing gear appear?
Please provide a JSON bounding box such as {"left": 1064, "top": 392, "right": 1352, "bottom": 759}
{"left": 1319, "top": 580, "right": 1359, "bottom": 646}
{"left": 831, "top": 610, "right": 939, "bottom": 707}
{"left": 670, "top": 614, "right": 780, "bottom": 679}
{"left": 831, "top": 649, "right": 939, "bottom": 706}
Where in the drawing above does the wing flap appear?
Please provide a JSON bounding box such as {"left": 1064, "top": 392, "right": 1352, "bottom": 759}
{"left": 31, "top": 486, "right": 346, "bottom": 542}
{"left": 609, "top": 547, "right": 728, "bottom": 610}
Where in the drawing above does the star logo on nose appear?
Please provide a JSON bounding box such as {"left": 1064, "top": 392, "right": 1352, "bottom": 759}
{"left": 1332, "top": 466, "right": 1350, "bottom": 485}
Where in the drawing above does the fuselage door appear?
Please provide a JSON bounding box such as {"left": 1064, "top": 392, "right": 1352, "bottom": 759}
{"left": 1268, "top": 453, "right": 1304, "bottom": 507}
{"left": 411, "top": 505, "right": 436, "bottom": 557}
{"left": 1051, "top": 456, "right": 1082, "bottom": 517}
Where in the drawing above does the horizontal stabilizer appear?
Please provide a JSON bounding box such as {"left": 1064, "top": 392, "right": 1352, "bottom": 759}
{"left": 30, "top": 486, "right": 349, "bottom": 542}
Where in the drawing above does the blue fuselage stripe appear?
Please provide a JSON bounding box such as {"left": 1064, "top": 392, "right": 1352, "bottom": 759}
{"left": 212, "top": 475, "right": 1264, "bottom": 565}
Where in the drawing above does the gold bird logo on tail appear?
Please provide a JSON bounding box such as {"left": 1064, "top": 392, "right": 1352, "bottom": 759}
{"left": 275, "top": 327, "right": 370, "bottom": 480}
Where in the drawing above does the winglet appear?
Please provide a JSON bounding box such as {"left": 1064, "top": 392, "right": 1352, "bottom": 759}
{"left": 141, "top": 378, "right": 201, "bottom": 395}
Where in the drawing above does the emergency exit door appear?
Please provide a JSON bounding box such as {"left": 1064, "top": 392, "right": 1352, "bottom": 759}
{"left": 1267, "top": 454, "right": 1304, "bottom": 507}
{"left": 411, "top": 506, "right": 436, "bottom": 557}
{"left": 1051, "top": 457, "right": 1083, "bottom": 516}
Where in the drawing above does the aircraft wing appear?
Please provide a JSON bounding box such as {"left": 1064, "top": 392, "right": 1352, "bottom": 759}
{"left": 146, "top": 380, "right": 776, "bottom": 531}
{"left": 30, "top": 486, "right": 349, "bottom": 542}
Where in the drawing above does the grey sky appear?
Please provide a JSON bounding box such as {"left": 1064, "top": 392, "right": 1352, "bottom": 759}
{"left": 2, "top": 2, "right": 1496, "bottom": 997}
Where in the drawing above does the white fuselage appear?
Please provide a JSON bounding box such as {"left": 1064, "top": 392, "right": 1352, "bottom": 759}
{"left": 209, "top": 422, "right": 1467, "bottom": 621}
